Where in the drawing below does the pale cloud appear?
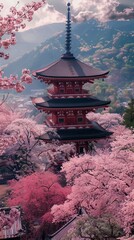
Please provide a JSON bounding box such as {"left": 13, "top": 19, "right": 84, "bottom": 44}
{"left": 1, "top": 0, "right": 134, "bottom": 30}
{"left": 71, "top": 0, "right": 118, "bottom": 22}
{"left": 110, "top": 7, "right": 134, "bottom": 20}
{"left": 71, "top": 0, "right": 134, "bottom": 22}
{"left": 29, "top": 4, "right": 65, "bottom": 28}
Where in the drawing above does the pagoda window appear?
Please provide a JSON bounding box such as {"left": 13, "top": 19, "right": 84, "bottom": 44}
{"left": 59, "top": 88, "right": 65, "bottom": 94}
{"left": 75, "top": 88, "right": 80, "bottom": 93}
{"left": 77, "top": 117, "right": 83, "bottom": 123}
{"left": 58, "top": 118, "right": 65, "bottom": 123}
{"left": 79, "top": 146, "right": 84, "bottom": 154}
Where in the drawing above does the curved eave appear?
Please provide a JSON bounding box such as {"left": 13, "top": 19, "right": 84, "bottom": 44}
{"left": 38, "top": 128, "right": 112, "bottom": 142}
{"left": 34, "top": 71, "right": 109, "bottom": 79}
{"left": 32, "top": 57, "right": 109, "bottom": 79}
{"left": 34, "top": 101, "right": 111, "bottom": 110}
{"left": 35, "top": 102, "right": 110, "bottom": 110}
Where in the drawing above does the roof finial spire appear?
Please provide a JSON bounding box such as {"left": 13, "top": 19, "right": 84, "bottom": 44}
{"left": 62, "top": 1, "right": 75, "bottom": 59}
{"left": 65, "top": 1, "right": 72, "bottom": 54}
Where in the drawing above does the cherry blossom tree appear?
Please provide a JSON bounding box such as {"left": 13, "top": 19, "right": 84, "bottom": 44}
{"left": 0, "top": 104, "right": 76, "bottom": 179}
{"left": 51, "top": 121, "right": 134, "bottom": 238}
{"left": 0, "top": 103, "right": 23, "bottom": 156}
{"left": 1, "top": 117, "right": 47, "bottom": 178}
{"left": 52, "top": 150, "right": 133, "bottom": 217}
{"left": 87, "top": 110, "right": 134, "bottom": 151}
{"left": 0, "top": 0, "right": 45, "bottom": 92}
{"left": 120, "top": 189, "right": 134, "bottom": 237}
{"left": 7, "top": 171, "right": 70, "bottom": 237}
{"left": 110, "top": 125, "right": 134, "bottom": 152}
{"left": 87, "top": 111, "right": 123, "bottom": 130}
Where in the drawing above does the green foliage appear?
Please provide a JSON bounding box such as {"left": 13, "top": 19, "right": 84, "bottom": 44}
{"left": 124, "top": 43, "right": 134, "bottom": 49}
{"left": 62, "top": 215, "right": 123, "bottom": 240}
{"left": 123, "top": 99, "right": 134, "bottom": 128}
{"left": 85, "top": 80, "right": 134, "bottom": 114}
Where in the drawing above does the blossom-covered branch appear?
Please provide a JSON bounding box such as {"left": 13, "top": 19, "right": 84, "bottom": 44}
{"left": 0, "top": 1, "right": 46, "bottom": 92}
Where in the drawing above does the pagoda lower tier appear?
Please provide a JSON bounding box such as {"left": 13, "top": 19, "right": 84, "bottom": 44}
{"left": 38, "top": 123, "right": 112, "bottom": 141}
{"left": 37, "top": 122, "right": 112, "bottom": 153}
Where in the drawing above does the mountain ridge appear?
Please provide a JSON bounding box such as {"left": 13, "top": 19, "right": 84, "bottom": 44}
{"left": 0, "top": 23, "right": 65, "bottom": 66}
{"left": 4, "top": 20, "right": 134, "bottom": 93}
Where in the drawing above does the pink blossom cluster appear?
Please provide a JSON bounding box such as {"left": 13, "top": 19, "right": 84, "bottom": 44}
{"left": 0, "top": 135, "right": 16, "bottom": 155}
{"left": 0, "top": 207, "right": 20, "bottom": 231}
{"left": 0, "top": 103, "right": 20, "bottom": 153}
{"left": 0, "top": 68, "right": 32, "bottom": 92}
{"left": 0, "top": 1, "right": 45, "bottom": 56}
{"left": 121, "top": 190, "right": 134, "bottom": 236}
{"left": 0, "top": 1, "right": 46, "bottom": 92}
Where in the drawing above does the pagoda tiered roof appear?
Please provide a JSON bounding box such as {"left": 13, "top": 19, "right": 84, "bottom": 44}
{"left": 31, "top": 96, "right": 110, "bottom": 109}
{"left": 37, "top": 122, "right": 112, "bottom": 142}
{"left": 33, "top": 55, "right": 109, "bottom": 79}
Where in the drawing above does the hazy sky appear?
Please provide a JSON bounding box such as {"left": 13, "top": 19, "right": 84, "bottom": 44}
{"left": 2, "top": 0, "right": 134, "bottom": 30}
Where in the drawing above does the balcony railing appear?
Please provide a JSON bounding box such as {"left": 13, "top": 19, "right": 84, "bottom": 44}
{"left": 48, "top": 88, "right": 90, "bottom": 98}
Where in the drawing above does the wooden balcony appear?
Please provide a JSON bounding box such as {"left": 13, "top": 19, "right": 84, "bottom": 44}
{"left": 45, "top": 119, "right": 93, "bottom": 129}
{"left": 48, "top": 88, "right": 90, "bottom": 98}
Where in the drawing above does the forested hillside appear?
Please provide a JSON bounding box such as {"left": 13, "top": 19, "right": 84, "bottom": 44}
{"left": 5, "top": 19, "right": 134, "bottom": 88}
{"left": 4, "top": 20, "right": 133, "bottom": 111}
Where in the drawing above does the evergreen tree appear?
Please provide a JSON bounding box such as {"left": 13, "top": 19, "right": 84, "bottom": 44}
{"left": 123, "top": 99, "right": 134, "bottom": 128}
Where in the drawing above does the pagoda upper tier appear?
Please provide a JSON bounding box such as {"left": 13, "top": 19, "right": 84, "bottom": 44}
{"left": 33, "top": 2, "right": 109, "bottom": 82}
{"left": 33, "top": 55, "right": 109, "bottom": 81}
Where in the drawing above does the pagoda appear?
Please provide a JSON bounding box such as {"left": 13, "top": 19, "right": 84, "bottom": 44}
{"left": 32, "top": 2, "right": 112, "bottom": 154}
